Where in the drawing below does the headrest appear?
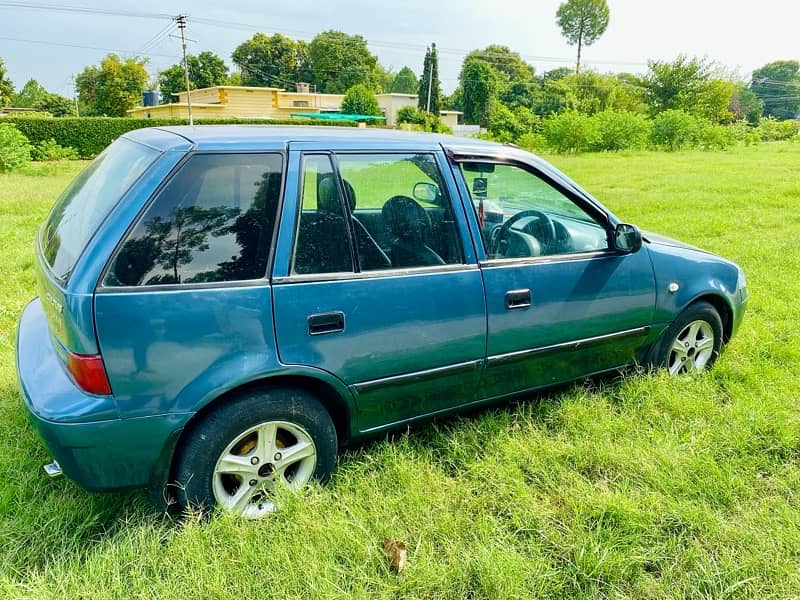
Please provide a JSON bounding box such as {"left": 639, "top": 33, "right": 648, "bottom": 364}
{"left": 382, "top": 195, "right": 432, "bottom": 241}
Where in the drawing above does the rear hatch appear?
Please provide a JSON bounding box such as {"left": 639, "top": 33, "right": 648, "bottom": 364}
{"left": 35, "top": 136, "right": 160, "bottom": 390}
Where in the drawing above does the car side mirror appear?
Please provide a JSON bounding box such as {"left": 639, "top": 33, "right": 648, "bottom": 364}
{"left": 613, "top": 223, "right": 642, "bottom": 254}
{"left": 413, "top": 182, "right": 440, "bottom": 204}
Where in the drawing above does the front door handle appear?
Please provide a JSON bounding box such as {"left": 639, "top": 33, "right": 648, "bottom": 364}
{"left": 308, "top": 311, "right": 345, "bottom": 336}
{"left": 505, "top": 289, "right": 532, "bottom": 310}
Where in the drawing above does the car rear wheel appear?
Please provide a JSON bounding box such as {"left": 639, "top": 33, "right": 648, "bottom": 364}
{"left": 173, "top": 386, "right": 337, "bottom": 519}
{"left": 655, "top": 301, "right": 723, "bottom": 375}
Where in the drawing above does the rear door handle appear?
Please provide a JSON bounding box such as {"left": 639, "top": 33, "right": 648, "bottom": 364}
{"left": 308, "top": 311, "right": 345, "bottom": 336}
{"left": 505, "top": 289, "right": 532, "bottom": 310}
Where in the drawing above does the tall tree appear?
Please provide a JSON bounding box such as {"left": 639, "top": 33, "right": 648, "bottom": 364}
{"left": 464, "top": 45, "right": 536, "bottom": 108}
{"left": 158, "top": 52, "right": 229, "bottom": 103}
{"left": 76, "top": 54, "right": 148, "bottom": 116}
{"left": 461, "top": 58, "right": 498, "bottom": 125}
{"left": 232, "top": 33, "right": 302, "bottom": 88}
{"left": 750, "top": 60, "right": 800, "bottom": 120}
{"left": 391, "top": 66, "right": 418, "bottom": 94}
{"left": 12, "top": 78, "right": 47, "bottom": 108}
{"left": 556, "top": 0, "right": 610, "bottom": 74}
{"left": 308, "top": 30, "right": 379, "bottom": 93}
{"left": 0, "top": 57, "right": 14, "bottom": 106}
{"left": 729, "top": 84, "right": 763, "bottom": 124}
{"left": 417, "top": 43, "right": 442, "bottom": 114}
{"left": 645, "top": 56, "right": 734, "bottom": 122}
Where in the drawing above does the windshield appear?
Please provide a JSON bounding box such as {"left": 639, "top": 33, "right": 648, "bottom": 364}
{"left": 41, "top": 137, "right": 159, "bottom": 281}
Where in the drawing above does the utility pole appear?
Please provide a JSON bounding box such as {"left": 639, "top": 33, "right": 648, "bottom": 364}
{"left": 176, "top": 14, "right": 193, "bottom": 126}
{"left": 71, "top": 74, "right": 79, "bottom": 117}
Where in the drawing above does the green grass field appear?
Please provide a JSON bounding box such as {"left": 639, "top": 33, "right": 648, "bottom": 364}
{"left": 1, "top": 143, "right": 799, "bottom": 598}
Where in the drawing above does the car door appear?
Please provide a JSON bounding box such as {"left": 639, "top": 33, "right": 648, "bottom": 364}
{"left": 271, "top": 146, "right": 486, "bottom": 434}
{"left": 452, "top": 157, "right": 656, "bottom": 400}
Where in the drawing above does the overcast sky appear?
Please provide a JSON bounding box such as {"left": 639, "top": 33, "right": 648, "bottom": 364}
{"left": 1, "top": 0, "right": 799, "bottom": 97}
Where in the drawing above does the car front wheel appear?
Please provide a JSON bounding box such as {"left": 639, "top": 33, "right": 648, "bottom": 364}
{"left": 655, "top": 301, "right": 724, "bottom": 375}
{"left": 173, "top": 386, "right": 337, "bottom": 519}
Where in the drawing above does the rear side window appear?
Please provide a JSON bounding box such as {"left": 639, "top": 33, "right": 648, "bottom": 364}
{"left": 104, "top": 153, "right": 282, "bottom": 287}
{"left": 42, "top": 137, "right": 159, "bottom": 281}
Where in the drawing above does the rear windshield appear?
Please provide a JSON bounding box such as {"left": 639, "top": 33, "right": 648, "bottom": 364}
{"left": 41, "top": 137, "right": 159, "bottom": 281}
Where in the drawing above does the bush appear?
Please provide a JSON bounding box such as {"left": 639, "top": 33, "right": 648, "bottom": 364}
{"left": 487, "top": 102, "right": 541, "bottom": 142}
{"left": 3, "top": 117, "right": 357, "bottom": 158}
{"left": 591, "top": 110, "right": 651, "bottom": 151}
{"left": 516, "top": 132, "right": 548, "bottom": 153}
{"left": 341, "top": 84, "right": 382, "bottom": 117}
{"left": 651, "top": 109, "right": 705, "bottom": 151}
{"left": 699, "top": 124, "right": 737, "bottom": 151}
{"left": 755, "top": 117, "right": 800, "bottom": 142}
{"left": 31, "top": 138, "right": 80, "bottom": 161}
{"left": 0, "top": 123, "right": 32, "bottom": 172}
{"left": 397, "top": 106, "right": 427, "bottom": 125}
{"left": 543, "top": 111, "right": 599, "bottom": 153}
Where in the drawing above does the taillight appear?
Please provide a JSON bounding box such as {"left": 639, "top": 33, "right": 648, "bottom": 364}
{"left": 66, "top": 352, "right": 112, "bottom": 395}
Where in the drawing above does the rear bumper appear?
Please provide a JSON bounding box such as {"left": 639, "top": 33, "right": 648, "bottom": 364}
{"left": 16, "top": 298, "right": 190, "bottom": 491}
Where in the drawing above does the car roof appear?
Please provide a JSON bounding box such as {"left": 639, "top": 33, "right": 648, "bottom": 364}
{"left": 124, "top": 125, "right": 506, "bottom": 153}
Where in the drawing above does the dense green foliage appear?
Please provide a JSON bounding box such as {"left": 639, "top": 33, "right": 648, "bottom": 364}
{"left": 396, "top": 106, "right": 452, "bottom": 133}
{"left": 390, "top": 66, "right": 418, "bottom": 94}
{"left": 417, "top": 44, "right": 442, "bottom": 114}
{"left": 2, "top": 144, "right": 800, "bottom": 596}
{"left": 308, "top": 31, "right": 380, "bottom": 93}
{"left": 3, "top": 117, "right": 356, "bottom": 158}
{"left": 158, "top": 52, "right": 229, "bottom": 103}
{"left": 232, "top": 33, "right": 308, "bottom": 89}
{"left": 556, "top": 0, "right": 610, "bottom": 73}
{"left": 461, "top": 59, "right": 498, "bottom": 126}
{"left": 0, "top": 58, "right": 13, "bottom": 106}
{"left": 10, "top": 78, "right": 75, "bottom": 116}
{"left": 750, "top": 60, "right": 800, "bottom": 120}
{"left": 11, "top": 79, "right": 47, "bottom": 108}
{"left": 341, "top": 84, "right": 381, "bottom": 116}
{"left": 0, "top": 122, "right": 31, "bottom": 171}
{"left": 650, "top": 109, "right": 705, "bottom": 151}
{"left": 75, "top": 54, "right": 149, "bottom": 117}
{"left": 30, "top": 139, "right": 79, "bottom": 161}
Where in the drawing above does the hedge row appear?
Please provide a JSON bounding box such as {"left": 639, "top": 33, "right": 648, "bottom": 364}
{"left": 2, "top": 117, "right": 357, "bottom": 159}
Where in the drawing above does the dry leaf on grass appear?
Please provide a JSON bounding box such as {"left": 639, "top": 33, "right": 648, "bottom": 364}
{"left": 383, "top": 537, "right": 408, "bottom": 574}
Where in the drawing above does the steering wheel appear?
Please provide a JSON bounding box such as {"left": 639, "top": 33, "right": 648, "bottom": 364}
{"left": 489, "top": 210, "right": 557, "bottom": 258}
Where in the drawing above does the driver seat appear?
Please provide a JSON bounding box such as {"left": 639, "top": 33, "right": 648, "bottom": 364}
{"left": 382, "top": 195, "right": 445, "bottom": 268}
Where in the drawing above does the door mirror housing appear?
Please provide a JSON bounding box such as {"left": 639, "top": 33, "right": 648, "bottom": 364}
{"left": 613, "top": 223, "right": 642, "bottom": 254}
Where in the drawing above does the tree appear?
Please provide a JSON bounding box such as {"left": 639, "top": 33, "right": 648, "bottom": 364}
{"left": 76, "top": 54, "right": 148, "bottom": 116}
{"left": 232, "top": 33, "right": 302, "bottom": 88}
{"left": 391, "top": 66, "right": 418, "bottom": 94}
{"left": 417, "top": 44, "right": 442, "bottom": 114}
{"left": 750, "top": 60, "right": 800, "bottom": 120}
{"left": 0, "top": 57, "right": 14, "bottom": 106}
{"left": 158, "top": 52, "right": 229, "bottom": 103}
{"left": 729, "top": 84, "right": 763, "bottom": 125}
{"left": 308, "top": 30, "right": 379, "bottom": 93}
{"left": 464, "top": 45, "right": 536, "bottom": 109}
{"left": 341, "top": 84, "right": 381, "bottom": 116}
{"left": 12, "top": 79, "right": 47, "bottom": 108}
{"left": 556, "top": 0, "right": 610, "bottom": 74}
{"left": 645, "top": 56, "right": 734, "bottom": 122}
{"left": 461, "top": 59, "right": 498, "bottom": 125}
{"left": 35, "top": 92, "right": 76, "bottom": 117}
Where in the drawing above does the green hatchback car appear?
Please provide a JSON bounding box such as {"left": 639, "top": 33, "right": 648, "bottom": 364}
{"left": 17, "top": 126, "right": 747, "bottom": 518}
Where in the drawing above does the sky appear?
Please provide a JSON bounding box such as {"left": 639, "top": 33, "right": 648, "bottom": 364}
{"left": 1, "top": 0, "right": 799, "bottom": 97}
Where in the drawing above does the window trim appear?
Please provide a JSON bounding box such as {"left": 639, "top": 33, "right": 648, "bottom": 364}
{"left": 96, "top": 150, "right": 286, "bottom": 292}
{"left": 451, "top": 155, "right": 615, "bottom": 265}
{"left": 289, "top": 152, "right": 357, "bottom": 277}
{"left": 285, "top": 150, "right": 469, "bottom": 282}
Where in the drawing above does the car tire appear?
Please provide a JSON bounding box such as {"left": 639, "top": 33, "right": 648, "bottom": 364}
{"left": 173, "top": 386, "right": 337, "bottom": 519}
{"left": 652, "top": 301, "right": 724, "bottom": 375}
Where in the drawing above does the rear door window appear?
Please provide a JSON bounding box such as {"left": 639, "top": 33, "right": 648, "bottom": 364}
{"left": 41, "top": 137, "right": 159, "bottom": 281}
{"left": 104, "top": 153, "right": 283, "bottom": 287}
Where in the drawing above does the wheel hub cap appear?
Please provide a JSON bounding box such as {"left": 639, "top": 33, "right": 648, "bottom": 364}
{"left": 668, "top": 319, "right": 715, "bottom": 375}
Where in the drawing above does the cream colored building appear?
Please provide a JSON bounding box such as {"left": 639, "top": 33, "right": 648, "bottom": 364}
{"left": 129, "top": 85, "right": 462, "bottom": 128}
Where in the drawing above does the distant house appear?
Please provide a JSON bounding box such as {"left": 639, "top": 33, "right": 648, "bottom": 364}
{"left": 129, "top": 84, "right": 462, "bottom": 129}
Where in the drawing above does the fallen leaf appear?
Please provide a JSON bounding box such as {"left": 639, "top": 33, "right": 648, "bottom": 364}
{"left": 383, "top": 537, "right": 408, "bottom": 574}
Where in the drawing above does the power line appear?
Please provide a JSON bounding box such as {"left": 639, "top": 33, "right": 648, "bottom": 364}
{"left": 0, "top": 35, "right": 179, "bottom": 59}
{"left": 0, "top": 2, "right": 171, "bottom": 20}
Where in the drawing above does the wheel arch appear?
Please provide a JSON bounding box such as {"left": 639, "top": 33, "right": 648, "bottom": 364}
{"left": 149, "top": 372, "right": 355, "bottom": 508}
{"left": 687, "top": 292, "right": 734, "bottom": 343}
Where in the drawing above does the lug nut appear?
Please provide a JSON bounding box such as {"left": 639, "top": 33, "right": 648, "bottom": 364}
{"left": 250, "top": 456, "right": 259, "bottom": 465}
{"left": 249, "top": 479, "right": 257, "bottom": 486}
{"left": 274, "top": 452, "right": 282, "bottom": 461}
